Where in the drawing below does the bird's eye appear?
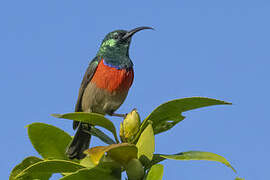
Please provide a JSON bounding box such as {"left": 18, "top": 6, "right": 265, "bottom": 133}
{"left": 113, "top": 34, "right": 119, "bottom": 40}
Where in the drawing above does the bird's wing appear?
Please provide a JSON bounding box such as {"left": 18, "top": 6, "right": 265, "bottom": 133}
{"left": 73, "top": 56, "right": 100, "bottom": 129}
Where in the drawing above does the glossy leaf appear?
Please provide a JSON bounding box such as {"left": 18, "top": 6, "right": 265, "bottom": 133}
{"left": 9, "top": 156, "right": 43, "bottom": 180}
{"left": 59, "top": 167, "right": 118, "bottom": 180}
{"left": 235, "top": 177, "right": 245, "bottom": 180}
{"left": 97, "top": 156, "right": 122, "bottom": 171}
{"left": 15, "top": 173, "right": 51, "bottom": 180}
{"left": 27, "top": 123, "right": 72, "bottom": 160}
{"left": 106, "top": 144, "right": 137, "bottom": 165}
{"left": 15, "top": 160, "right": 85, "bottom": 179}
{"left": 141, "top": 97, "right": 231, "bottom": 135}
{"left": 80, "top": 156, "right": 96, "bottom": 168}
{"left": 52, "top": 112, "right": 119, "bottom": 143}
{"left": 146, "top": 164, "right": 164, "bottom": 180}
{"left": 90, "top": 127, "right": 116, "bottom": 145}
{"left": 160, "top": 151, "right": 236, "bottom": 173}
{"left": 145, "top": 154, "right": 165, "bottom": 170}
{"left": 85, "top": 146, "right": 109, "bottom": 165}
{"left": 136, "top": 124, "right": 155, "bottom": 162}
{"left": 84, "top": 143, "right": 137, "bottom": 165}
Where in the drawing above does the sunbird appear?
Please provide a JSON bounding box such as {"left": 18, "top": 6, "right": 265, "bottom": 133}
{"left": 67, "top": 26, "right": 153, "bottom": 159}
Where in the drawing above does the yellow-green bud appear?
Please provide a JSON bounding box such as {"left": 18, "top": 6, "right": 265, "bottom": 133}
{"left": 120, "top": 109, "right": 140, "bottom": 142}
{"left": 125, "top": 158, "right": 144, "bottom": 180}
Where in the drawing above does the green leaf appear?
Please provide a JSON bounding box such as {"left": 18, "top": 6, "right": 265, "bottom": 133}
{"left": 15, "top": 160, "right": 85, "bottom": 179}
{"left": 27, "top": 123, "right": 72, "bottom": 160}
{"left": 84, "top": 143, "right": 137, "bottom": 165}
{"left": 90, "top": 127, "right": 116, "bottom": 145}
{"left": 16, "top": 173, "right": 51, "bottom": 180}
{"left": 142, "top": 97, "right": 231, "bottom": 134}
{"left": 80, "top": 156, "right": 96, "bottom": 168}
{"left": 145, "top": 154, "right": 165, "bottom": 170}
{"left": 146, "top": 164, "right": 164, "bottom": 180}
{"left": 59, "top": 167, "right": 119, "bottom": 180}
{"left": 106, "top": 144, "right": 137, "bottom": 165}
{"left": 160, "top": 151, "right": 236, "bottom": 173}
{"left": 136, "top": 124, "right": 155, "bottom": 163}
{"left": 235, "top": 177, "right": 245, "bottom": 180}
{"left": 98, "top": 156, "right": 122, "bottom": 172}
{"left": 52, "top": 112, "right": 119, "bottom": 143}
{"left": 9, "top": 156, "right": 43, "bottom": 180}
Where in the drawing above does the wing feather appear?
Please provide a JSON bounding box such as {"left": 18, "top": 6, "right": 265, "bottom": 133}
{"left": 73, "top": 56, "right": 100, "bottom": 129}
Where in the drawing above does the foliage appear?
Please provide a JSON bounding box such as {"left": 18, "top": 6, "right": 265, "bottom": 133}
{"left": 10, "top": 97, "right": 244, "bottom": 180}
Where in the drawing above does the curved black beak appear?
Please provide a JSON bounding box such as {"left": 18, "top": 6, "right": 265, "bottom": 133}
{"left": 122, "top": 26, "right": 154, "bottom": 40}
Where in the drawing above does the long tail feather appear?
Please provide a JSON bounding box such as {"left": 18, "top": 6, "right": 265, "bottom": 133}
{"left": 66, "top": 123, "right": 91, "bottom": 159}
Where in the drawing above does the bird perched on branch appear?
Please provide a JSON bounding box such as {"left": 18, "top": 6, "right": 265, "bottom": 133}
{"left": 66, "top": 26, "right": 153, "bottom": 159}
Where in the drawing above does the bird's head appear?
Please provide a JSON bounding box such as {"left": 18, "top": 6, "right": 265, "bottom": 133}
{"left": 97, "top": 26, "right": 153, "bottom": 58}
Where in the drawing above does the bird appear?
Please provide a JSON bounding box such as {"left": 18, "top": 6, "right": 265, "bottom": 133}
{"left": 66, "top": 26, "right": 153, "bottom": 159}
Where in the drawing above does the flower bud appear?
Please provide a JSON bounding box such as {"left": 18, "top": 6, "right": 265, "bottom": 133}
{"left": 120, "top": 109, "right": 140, "bottom": 142}
{"left": 125, "top": 158, "right": 144, "bottom": 180}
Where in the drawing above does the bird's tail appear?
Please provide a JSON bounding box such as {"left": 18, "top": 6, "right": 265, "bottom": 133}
{"left": 66, "top": 123, "right": 91, "bottom": 160}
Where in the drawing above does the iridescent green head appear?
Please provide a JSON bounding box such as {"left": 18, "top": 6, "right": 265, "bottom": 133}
{"left": 97, "top": 26, "right": 153, "bottom": 69}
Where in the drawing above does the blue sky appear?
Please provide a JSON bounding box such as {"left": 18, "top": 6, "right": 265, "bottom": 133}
{"left": 1, "top": 0, "right": 269, "bottom": 179}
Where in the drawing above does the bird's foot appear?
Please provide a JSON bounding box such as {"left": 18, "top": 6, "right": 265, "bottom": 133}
{"left": 110, "top": 113, "right": 127, "bottom": 118}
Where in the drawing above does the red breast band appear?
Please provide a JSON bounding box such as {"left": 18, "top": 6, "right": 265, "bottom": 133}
{"left": 91, "top": 59, "right": 134, "bottom": 92}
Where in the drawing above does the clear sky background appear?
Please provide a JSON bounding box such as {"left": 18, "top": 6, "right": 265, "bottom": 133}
{"left": 1, "top": 0, "right": 269, "bottom": 179}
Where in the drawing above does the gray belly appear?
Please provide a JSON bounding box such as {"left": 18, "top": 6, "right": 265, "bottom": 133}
{"left": 81, "top": 82, "right": 129, "bottom": 114}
